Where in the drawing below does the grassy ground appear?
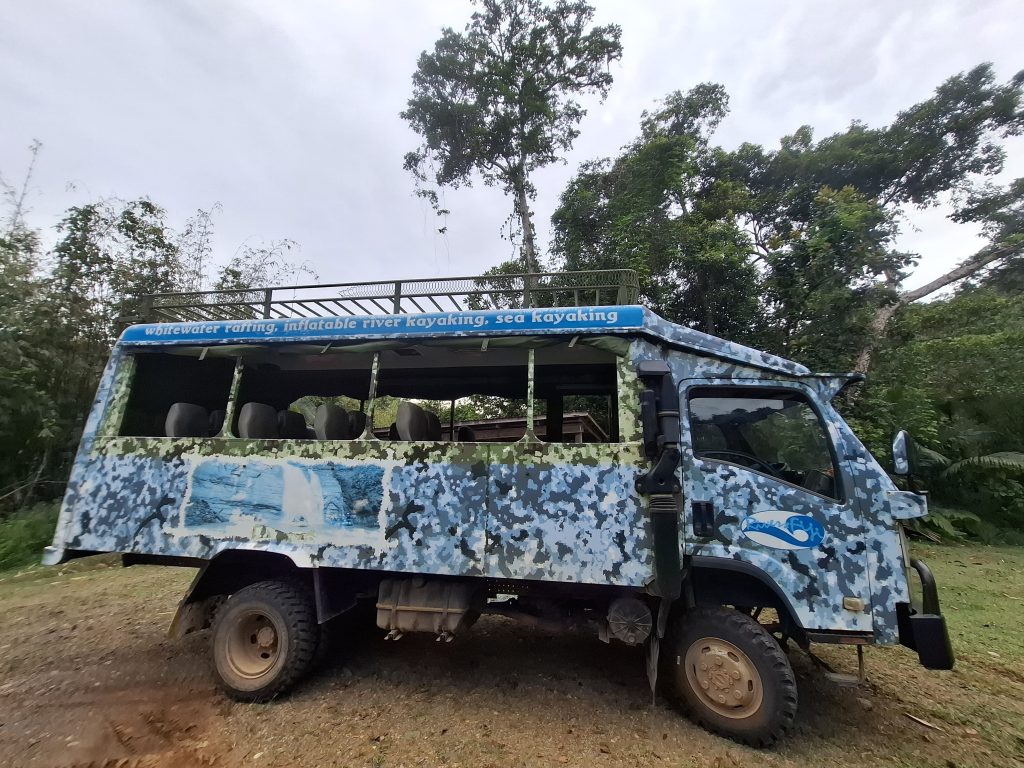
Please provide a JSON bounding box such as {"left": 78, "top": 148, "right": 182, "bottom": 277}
{"left": 870, "top": 542, "right": 1024, "bottom": 766}
{"left": 0, "top": 542, "right": 1021, "bottom": 767}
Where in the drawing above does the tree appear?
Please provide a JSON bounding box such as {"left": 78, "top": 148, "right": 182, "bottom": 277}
{"left": 552, "top": 85, "right": 762, "bottom": 340}
{"left": 0, "top": 136, "right": 314, "bottom": 513}
{"left": 553, "top": 65, "right": 1024, "bottom": 372}
{"left": 845, "top": 283, "right": 1024, "bottom": 538}
{"left": 213, "top": 238, "right": 312, "bottom": 291}
{"left": 719, "top": 64, "right": 1024, "bottom": 372}
{"left": 402, "top": 0, "right": 622, "bottom": 275}
{"left": 0, "top": 143, "right": 58, "bottom": 504}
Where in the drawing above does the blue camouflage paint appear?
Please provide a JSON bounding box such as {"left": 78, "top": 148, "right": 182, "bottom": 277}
{"left": 48, "top": 306, "right": 924, "bottom": 646}
{"left": 630, "top": 337, "right": 922, "bottom": 640}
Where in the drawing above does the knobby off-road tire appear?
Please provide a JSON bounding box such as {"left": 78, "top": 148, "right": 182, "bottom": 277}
{"left": 211, "top": 580, "right": 318, "bottom": 702}
{"left": 664, "top": 606, "right": 797, "bottom": 747}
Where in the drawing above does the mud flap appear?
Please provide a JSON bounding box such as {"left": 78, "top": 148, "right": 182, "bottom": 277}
{"left": 649, "top": 491, "right": 683, "bottom": 600}
{"left": 645, "top": 596, "right": 674, "bottom": 702}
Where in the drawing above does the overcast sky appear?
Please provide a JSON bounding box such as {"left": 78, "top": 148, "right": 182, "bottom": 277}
{"left": 2, "top": 0, "right": 1022, "bottom": 292}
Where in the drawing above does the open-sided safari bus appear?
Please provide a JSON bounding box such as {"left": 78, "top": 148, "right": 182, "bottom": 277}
{"left": 45, "top": 270, "right": 953, "bottom": 746}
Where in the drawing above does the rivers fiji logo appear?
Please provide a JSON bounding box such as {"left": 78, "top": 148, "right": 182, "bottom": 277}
{"left": 740, "top": 511, "right": 825, "bottom": 550}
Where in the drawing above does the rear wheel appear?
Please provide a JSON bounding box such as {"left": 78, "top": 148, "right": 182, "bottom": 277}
{"left": 212, "top": 580, "right": 318, "bottom": 701}
{"left": 664, "top": 606, "right": 797, "bottom": 747}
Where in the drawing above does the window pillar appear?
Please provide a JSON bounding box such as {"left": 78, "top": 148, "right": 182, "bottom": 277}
{"left": 364, "top": 352, "right": 380, "bottom": 439}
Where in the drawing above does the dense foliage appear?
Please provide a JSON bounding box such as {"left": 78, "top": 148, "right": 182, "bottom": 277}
{"left": 0, "top": 160, "right": 311, "bottom": 515}
{"left": 846, "top": 279, "right": 1024, "bottom": 541}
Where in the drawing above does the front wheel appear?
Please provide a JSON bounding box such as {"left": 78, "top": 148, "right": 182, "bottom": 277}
{"left": 211, "top": 580, "right": 318, "bottom": 702}
{"left": 664, "top": 606, "right": 797, "bottom": 747}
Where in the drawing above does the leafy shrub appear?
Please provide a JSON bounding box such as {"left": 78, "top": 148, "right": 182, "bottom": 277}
{"left": 0, "top": 502, "right": 60, "bottom": 571}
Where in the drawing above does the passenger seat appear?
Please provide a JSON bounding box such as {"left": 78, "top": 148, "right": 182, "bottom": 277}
{"left": 208, "top": 409, "right": 226, "bottom": 437}
{"left": 238, "top": 403, "right": 279, "bottom": 439}
{"left": 348, "top": 410, "right": 367, "bottom": 439}
{"left": 315, "top": 404, "right": 351, "bottom": 440}
{"left": 395, "top": 401, "right": 428, "bottom": 441}
{"left": 423, "top": 410, "right": 443, "bottom": 441}
{"left": 278, "top": 410, "right": 309, "bottom": 439}
{"left": 165, "top": 403, "right": 209, "bottom": 438}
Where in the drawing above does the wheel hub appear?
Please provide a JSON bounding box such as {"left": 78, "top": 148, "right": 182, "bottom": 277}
{"left": 256, "top": 626, "right": 276, "bottom": 648}
{"left": 684, "top": 637, "right": 764, "bottom": 719}
{"left": 226, "top": 610, "right": 283, "bottom": 680}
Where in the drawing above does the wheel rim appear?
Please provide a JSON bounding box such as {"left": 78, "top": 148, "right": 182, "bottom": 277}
{"left": 225, "top": 610, "right": 284, "bottom": 680}
{"left": 684, "top": 636, "right": 764, "bottom": 719}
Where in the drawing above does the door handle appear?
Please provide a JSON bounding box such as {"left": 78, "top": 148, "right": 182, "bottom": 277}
{"left": 692, "top": 501, "right": 715, "bottom": 538}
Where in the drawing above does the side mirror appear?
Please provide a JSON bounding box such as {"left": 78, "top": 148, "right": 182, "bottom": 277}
{"left": 636, "top": 361, "right": 679, "bottom": 458}
{"left": 892, "top": 430, "right": 918, "bottom": 476}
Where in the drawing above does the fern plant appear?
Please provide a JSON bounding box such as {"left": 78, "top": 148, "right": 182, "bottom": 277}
{"left": 907, "top": 445, "right": 1024, "bottom": 540}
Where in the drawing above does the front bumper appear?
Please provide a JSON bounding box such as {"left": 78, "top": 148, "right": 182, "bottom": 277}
{"left": 896, "top": 558, "right": 955, "bottom": 670}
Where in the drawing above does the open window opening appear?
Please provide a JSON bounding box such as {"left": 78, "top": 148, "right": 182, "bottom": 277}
{"left": 535, "top": 357, "right": 619, "bottom": 443}
{"left": 372, "top": 338, "right": 621, "bottom": 443}
{"left": 232, "top": 344, "right": 374, "bottom": 440}
{"left": 120, "top": 349, "right": 235, "bottom": 437}
{"left": 688, "top": 387, "right": 842, "bottom": 500}
{"left": 123, "top": 336, "right": 627, "bottom": 443}
{"left": 370, "top": 343, "right": 528, "bottom": 442}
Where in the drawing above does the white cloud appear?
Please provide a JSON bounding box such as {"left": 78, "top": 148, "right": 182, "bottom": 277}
{"left": 2, "top": 0, "right": 1022, "bottom": 290}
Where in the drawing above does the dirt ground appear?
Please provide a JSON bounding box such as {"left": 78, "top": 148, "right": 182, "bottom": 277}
{"left": 0, "top": 545, "right": 1021, "bottom": 768}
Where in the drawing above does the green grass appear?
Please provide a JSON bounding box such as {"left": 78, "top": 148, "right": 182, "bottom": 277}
{"left": 914, "top": 541, "right": 1024, "bottom": 658}
{"left": 0, "top": 501, "right": 59, "bottom": 571}
{"left": 866, "top": 542, "right": 1024, "bottom": 766}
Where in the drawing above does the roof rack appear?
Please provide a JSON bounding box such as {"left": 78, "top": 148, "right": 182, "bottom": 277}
{"left": 138, "top": 269, "right": 639, "bottom": 323}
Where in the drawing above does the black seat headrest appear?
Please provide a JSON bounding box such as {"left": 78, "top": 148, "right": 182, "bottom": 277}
{"left": 456, "top": 425, "right": 476, "bottom": 442}
{"left": 238, "top": 402, "right": 279, "bottom": 439}
{"left": 422, "top": 410, "right": 442, "bottom": 441}
{"left": 208, "top": 409, "right": 226, "bottom": 437}
{"left": 278, "top": 410, "right": 309, "bottom": 439}
{"left": 348, "top": 410, "right": 367, "bottom": 439}
{"left": 396, "top": 401, "right": 428, "bottom": 441}
{"left": 165, "top": 403, "right": 209, "bottom": 438}
{"left": 315, "top": 404, "right": 351, "bottom": 440}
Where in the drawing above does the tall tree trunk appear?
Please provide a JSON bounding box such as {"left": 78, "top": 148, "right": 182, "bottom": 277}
{"left": 513, "top": 171, "right": 541, "bottom": 308}
{"left": 702, "top": 271, "right": 717, "bottom": 336}
{"left": 513, "top": 174, "right": 540, "bottom": 275}
{"left": 854, "top": 242, "right": 1019, "bottom": 374}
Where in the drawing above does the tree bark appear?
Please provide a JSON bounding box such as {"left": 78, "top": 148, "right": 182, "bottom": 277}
{"left": 702, "top": 271, "right": 717, "bottom": 336}
{"left": 513, "top": 175, "right": 540, "bottom": 276}
{"left": 853, "top": 242, "right": 1019, "bottom": 375}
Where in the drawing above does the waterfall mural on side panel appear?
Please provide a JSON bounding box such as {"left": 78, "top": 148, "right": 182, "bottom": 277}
{"left": 182, "top": 458, "right": 385, "bottom": 531}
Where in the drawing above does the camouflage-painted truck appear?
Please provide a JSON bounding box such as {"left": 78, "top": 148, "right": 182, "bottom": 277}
{"left": 45, "top": 271, "right": 953, "bottom": 746}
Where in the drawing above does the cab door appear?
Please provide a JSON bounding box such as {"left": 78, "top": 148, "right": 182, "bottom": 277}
{"left": 679, "top": 380, "right": 873, "bottom": 634}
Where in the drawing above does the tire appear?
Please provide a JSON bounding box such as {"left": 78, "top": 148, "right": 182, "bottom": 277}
{"left": 211, "top": 580, "right": 318, "bottom": 702}
{"left": 663, "top": 606, "right": 797, "bottom": 747}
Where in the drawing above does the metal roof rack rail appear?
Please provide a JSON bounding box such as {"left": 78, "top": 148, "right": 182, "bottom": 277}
{"left": 136, "top": 269, "right": 640, "bottom": 323}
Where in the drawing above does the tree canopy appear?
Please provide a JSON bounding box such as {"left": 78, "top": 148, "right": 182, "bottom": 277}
{"left": 0, "top": 148, "right": 310, "bottom": 509}
{"left": 549, "top": 63, "right": 1024, "bottom": 538}
{"left": 402, "top": 0, "right": 622, "bottom": 273}
{"left": 552, "top": 63, "right": 1024, "bottom": 369}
